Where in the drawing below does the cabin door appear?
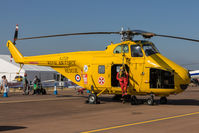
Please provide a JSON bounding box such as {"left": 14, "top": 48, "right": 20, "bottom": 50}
{"left": 111, "top": 64, "right": 129, "bottom": 87}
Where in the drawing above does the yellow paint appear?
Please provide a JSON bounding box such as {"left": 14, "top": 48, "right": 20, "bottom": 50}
{"left": 6, "top": 40, "right": 190, "bottom": 97}
{"left": 81, "top": 111, "right": 199, "bottom": 133}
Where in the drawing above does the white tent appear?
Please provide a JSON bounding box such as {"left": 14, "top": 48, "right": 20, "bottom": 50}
{"left": 0, "top": 55, "right": 57, "bottom": 82}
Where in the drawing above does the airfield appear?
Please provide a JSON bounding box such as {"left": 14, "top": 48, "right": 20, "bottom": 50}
{"left": 0, "top": 86, "right": 199, "bottom": 133}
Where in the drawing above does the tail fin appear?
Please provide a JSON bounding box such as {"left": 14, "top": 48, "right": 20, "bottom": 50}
{"left": 7, "top": 40, "right": 24, "bottom": 63}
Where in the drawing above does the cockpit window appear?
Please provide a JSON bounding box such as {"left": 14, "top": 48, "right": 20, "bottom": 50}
{"left": 143, "top": 44, "right": 159, "bottom": 56}
{"left": 131, "top": 45, "right": 143, "bottom": 57}
{"left": 113, "top": 44, "right": 129, "bottom": 54}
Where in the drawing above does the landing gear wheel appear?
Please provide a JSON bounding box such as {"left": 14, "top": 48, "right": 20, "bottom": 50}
{"left": 160, "top": 97, "right": 167, "bottom": 104}
{"left": 131, "top": 96, "right": 138, "bottom": 105}
{"left": 147, "top": 95, "right": 154, "bottom": 105}
{"left": 88, "top": 94, "right": 98, "bottom": 104}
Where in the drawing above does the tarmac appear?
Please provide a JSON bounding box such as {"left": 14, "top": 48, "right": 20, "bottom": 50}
{"left": 0, "top": 86, "right": 199, "bottom": 133}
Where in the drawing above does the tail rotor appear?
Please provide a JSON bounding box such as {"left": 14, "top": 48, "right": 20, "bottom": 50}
{"left": 10, "top": 24, "right": 19, "bottom": 62}
{"left": 13, "top": 24, "right": 18, "bottom": 45}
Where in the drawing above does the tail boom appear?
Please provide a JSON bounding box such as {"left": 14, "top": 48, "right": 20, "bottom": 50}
{"left": 6, "top": 40, "right": 76, "bottom": 67}
{"left": 7, "top": 40, "right": 24, "bottom": 63}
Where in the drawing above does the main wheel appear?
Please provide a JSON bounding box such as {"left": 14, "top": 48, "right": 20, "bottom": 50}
{"left": 160, "top": 97, "right": 167, "bottom": 104}
{"left": 131, "top": 96, "right": 138, "bottom": 105}
{"left": 88, "top": 94, "right": 97, "bottom": 104}
{"left": 147, "top": 97, "right": 154, "bottom": 105}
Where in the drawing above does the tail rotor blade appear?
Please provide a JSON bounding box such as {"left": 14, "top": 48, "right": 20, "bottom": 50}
{"left": 13, "top": 24, "right": 19, "bottom": 45}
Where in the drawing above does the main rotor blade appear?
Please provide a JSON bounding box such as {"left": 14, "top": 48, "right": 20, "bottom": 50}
{"left": 146, "top": 33, "right": 199, "bottom": 42}
{"left": 16, "top": 28, "right": 199, "bottom": 43}
{"left": 17, "top": 32, "right": 120, "bottom": 40}
{"left": 131, "top": 30, "right": 199, "bottom": 42}
{"left": 153, "top": 34, "right": 199, "bottom": 42}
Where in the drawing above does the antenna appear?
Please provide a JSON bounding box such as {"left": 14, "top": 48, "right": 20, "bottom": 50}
{"left": 120, "top": 27, "right": 124, "bottom": 41}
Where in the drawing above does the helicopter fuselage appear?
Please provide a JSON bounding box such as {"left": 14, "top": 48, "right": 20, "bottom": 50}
{"left": 7, "top": 40, "right": 190, "bottom": 97}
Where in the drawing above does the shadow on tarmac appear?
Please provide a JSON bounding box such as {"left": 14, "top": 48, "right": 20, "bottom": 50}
{"left": 0, "top": 126, "right": 27, "bottom": 131}
{"left": 167, "top": 99, "right": 199, "bottom": 106}
{"left": 98, "top": 97, "right": 199, "bottom": 106}
{"left": 100, "top": 97, "right": 122, "bottom": 103}
{"left": 56, "top": 95, "right": 87, "bottom": 98}
{"left": 55, "top": 94, "right": 199, "bottom": 106}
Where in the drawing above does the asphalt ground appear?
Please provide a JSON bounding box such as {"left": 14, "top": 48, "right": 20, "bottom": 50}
{"left": 0, "top": 87, "right": 199, "bottom": 133}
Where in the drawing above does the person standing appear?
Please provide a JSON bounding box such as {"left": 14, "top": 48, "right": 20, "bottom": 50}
{"left": 2, "top": 75, "right": 8, "bottom": 95}
{"left": 33, "top": 76, "right": 39, "bottom": 94}
{"left": 23, "top": 73, "right": 29, "bottom": 95}
{"left": 116, "top": 66, "right": 129, "bottom": 96}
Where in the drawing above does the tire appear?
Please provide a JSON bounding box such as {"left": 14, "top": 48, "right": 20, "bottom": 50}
{"left": 147, "top": 97, "right": 154, "bottom": 105}
{"left": 88, "top": 94, "right": 97, "bottom": 104}
{"left": 160, "top": 97, "right": 167, "bottom": 104}
{"left": 42, "top": 89, "right": 47, "bottom": 95}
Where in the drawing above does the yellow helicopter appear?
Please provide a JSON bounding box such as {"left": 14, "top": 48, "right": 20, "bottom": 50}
{"left": 7, "top": 25, "right": 199, "bottom": 105}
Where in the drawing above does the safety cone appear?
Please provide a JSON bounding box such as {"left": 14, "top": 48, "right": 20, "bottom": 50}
{"left": 54, "top": 84, "right": 58, "bottom": 95}
{"left": 3, "top": 88, "right": 8, "bottom": 97}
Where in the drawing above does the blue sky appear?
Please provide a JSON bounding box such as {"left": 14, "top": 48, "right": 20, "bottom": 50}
{"left": 0, "top": 0, "right": 199, "bottom": 69}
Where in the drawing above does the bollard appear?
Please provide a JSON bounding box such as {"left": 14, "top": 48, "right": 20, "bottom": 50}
{"left": 3, "top": 87, "right": 8, "bottom": 97}
{"left": 54, "top": 84, "right": 58, "bottom": 95}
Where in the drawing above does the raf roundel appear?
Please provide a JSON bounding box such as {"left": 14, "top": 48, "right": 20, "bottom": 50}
{"left": 75, "top": 74, "right": 81, "bottom": 82}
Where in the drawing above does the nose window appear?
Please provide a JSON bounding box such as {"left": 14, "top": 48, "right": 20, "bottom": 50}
{"left": 143, "top": 44, "right": 159, "bottom": 56}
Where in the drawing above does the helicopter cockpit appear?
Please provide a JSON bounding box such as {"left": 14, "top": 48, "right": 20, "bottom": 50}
{"left": 113, "top": 41, "right": 159, "bottom": 57}
{"left": 133, "top": 41, "right": 159, "bottom": 56}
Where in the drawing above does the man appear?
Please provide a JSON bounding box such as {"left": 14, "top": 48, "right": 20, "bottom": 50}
{"left": 23, "top": 73, "right": 29, "bottom": 95}
{"left": 33, "top": 75, "right": 40, "bottom": 94}
{"left": 116, "top": 66, "right": 129, "bottom": 96}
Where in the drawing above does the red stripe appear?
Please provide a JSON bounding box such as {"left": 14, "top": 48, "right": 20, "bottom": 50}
{"left": 29, "top": 62, "right": 38, "bottom": 64}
